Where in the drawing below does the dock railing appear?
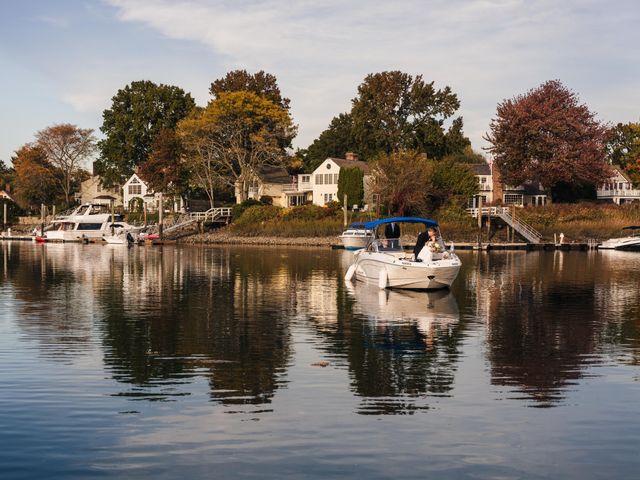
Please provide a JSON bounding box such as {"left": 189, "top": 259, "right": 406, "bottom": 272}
{"left": 467, "top": 207, "right": 542, "bottom": 244}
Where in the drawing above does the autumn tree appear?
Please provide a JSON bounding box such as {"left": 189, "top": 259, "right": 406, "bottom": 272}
{"left": 210, "top": 69, "right": 290, "bottom": 111}
{"left": 12, "top": 145, "right": 61, "bottom": 210}
{"left": 607, "top": 122, "right": 640, "bottom": 185}
{"left": 485, "top": 80, "right": 611, "bottom": 194}
{"left": 137, "top": 129, "right": 187, "bottom": 195}
{"left": 34, "top": 123, "right": 96, "bottom": 206}
{"left": 370, "top": 150, "right": 433, "bottom": 215}
{"left": 178, "top": 91, "right": 296, "bottom": 207}
{"left": 95, "top": 80, "right": 195, "bottom": 185}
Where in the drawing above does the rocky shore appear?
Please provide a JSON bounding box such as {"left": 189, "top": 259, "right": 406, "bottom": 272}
{"left": 181, "top": 229, "right": 338, "bottom": 247}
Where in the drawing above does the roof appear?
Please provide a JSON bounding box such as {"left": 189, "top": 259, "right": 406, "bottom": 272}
{"left": 470, "top": 163, "right": 491, "bottom": 176}
{"left": 364, "top": 217, "right": 438, "bottom": 230}
{"left": 257, "top": 165, "right": 292, "bottom": 184}
{"left": 327, "top": 158, "right": 370, "bottom": 174}
{"left": 611, "top": 165, "right": 632, "bottom": 182}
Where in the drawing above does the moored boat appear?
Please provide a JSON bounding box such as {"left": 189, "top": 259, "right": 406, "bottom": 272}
{"left": 339, "top": 222, "right": 373, "bottom": 250}
{"left": 599, "top": 226, "right": 640, "bottom": 250}
{"left": 43, "top": 203, "right": 137, "bottom": 242}
{"left": 344, "top": 217, "right": 461, "bottom": 290}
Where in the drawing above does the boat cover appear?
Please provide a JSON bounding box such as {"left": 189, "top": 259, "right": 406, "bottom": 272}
{"left": 363, "top": 217, "right": 438, "bottom": 229}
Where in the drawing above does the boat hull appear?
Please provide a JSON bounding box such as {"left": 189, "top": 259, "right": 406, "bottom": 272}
{"left": 353, "top": 252, "right": 461, "bottom": 290}
{"left": 339, "top": 235, "right": 371, "bottom": 250}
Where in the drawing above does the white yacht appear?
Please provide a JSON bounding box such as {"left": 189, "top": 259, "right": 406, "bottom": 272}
{"left": 599, "top": 226, "right": 640, "bottom": 250}
{"left": 44, "top": 204, "right": 136, "bottom": 242}
{"left": 339, "top": 222, "right": 374, "bottom": 250}
{"left": 344, "top": 217, "right": 461, "bottom": 290}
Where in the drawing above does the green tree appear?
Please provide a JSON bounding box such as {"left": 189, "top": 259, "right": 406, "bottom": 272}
{"left": 608, "top": 122, "right": 640, "bottom": 185}
{"left": 350, "top": 71, "right": 466, "bottom": 160}
{"left": 35, "top": 123, "right": 96, "bottom": 206}
{"left": 427, "top": 158, "right": 478, "bottom": 209}
{"left": 12, "top": 145, "right": 61, "bottom": 210}
{"left": 485, "top": 80, "right": 611, "bottom": 191}
{"left": 178, "top": 91, "right": 296, "bottom": 207}
{"left": 337, "top": 167, "right": 364, "bottom": 208}
{"left": 302, "top": 113, "right": 355, "bottom": 171}
{"left": 210, "top": 69, "right": 290, "bottom": 111}
{"left": 95, "top": 80, "right": 195, "bottom": 185}
{"left": 370, "top": 150, "right": 433, "bottom": 215}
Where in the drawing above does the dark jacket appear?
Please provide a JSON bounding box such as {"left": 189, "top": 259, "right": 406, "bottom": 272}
{"left": 413, "top": 230, "right": 428, "bottom": 258}
{"left": 384, "top": 222, "right": 400, "bottom": 239}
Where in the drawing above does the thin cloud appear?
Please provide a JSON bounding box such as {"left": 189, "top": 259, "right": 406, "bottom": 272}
{"left": 102, "top": 0, "right": 640, "bottom": 150}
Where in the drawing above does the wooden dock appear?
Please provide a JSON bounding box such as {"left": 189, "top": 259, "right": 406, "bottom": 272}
{"left": 331, "top": 242, "right": 592, "bottom": 251}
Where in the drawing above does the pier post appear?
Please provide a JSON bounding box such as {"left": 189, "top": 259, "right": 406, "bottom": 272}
{"left": 110, "top": 200, "right": 115, "bottom": 235}
{"left": 477, "top": 196, "right": 483, "bottom": 249}
{"left": 158, "top": 193, "right": 164, "bottom": 240}
{"left": 343, "top": 194, "right": 348, "bottom": 227}
{"left": 3, "top": 201, "right": 6, "bottom": 230}
{"left": 40, "top": 203, "right": 46, "bottom": 236}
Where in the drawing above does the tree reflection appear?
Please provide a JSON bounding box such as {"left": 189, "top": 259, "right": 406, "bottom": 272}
{"left": 468, "top": 251, "right": 640, "bottom": 407}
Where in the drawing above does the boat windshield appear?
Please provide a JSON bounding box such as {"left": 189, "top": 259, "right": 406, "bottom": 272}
{"left": 367, "top": 238, "right": 404, "bottom": 252}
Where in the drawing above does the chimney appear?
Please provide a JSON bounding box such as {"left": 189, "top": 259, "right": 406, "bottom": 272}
{"left": 345, "top": 152, "right": 358, "bottom": 161}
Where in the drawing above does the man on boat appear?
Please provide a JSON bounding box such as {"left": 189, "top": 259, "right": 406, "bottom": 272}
{"left": 384, "top": 222, "right": 401, "bottom": 249}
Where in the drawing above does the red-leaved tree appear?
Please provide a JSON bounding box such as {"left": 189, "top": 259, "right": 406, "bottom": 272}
{"left": 484, "top": 80, "right": 612, "bottom": 192}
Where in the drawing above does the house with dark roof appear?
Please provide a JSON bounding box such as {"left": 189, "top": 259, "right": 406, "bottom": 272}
{"left": 238, "top": 153, "right": 372, "bottom": 208}
{"left": 235, "top": 165, "right": 296, "bottom": 207}
{"left": 468, "top": 162, "right": 548, "bottom": 207}
{"left": 597, "top": 166, "right": 640, "bottom": 204}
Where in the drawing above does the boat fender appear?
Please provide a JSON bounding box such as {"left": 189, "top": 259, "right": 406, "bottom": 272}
{"left": 378, "top": 269, "right": 388, "bottom": 289}
{"left": 344, "top": 264, "right": 356, "bottom": 282}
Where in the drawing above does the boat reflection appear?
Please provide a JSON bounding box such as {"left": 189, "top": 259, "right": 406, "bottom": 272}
{"left": 343, "top": 283, "right": 463, "bottom": 414}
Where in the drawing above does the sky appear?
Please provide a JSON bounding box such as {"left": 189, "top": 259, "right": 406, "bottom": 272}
{"left": 1, "top": 0, "right": 639, "bottom": 166}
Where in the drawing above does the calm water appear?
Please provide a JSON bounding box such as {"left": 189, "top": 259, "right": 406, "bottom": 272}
{"left": 1, "top": 242, "right": 639, "bottom": 479}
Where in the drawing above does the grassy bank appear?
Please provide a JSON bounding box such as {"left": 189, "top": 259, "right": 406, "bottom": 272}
{"left": 188, "top": 202, "right": 640, "bottom": 245}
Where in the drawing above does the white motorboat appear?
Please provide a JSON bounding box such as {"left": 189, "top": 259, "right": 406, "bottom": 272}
{"left": 44, "top": 203, "right": 136, "bottom": 242}
{"left": 599, "top": 226, "right": 640, "bottom": 250}
{"left": 102, "top": 230, "right": 138, "bottom": 245}
{"left": 339, "top": 222, "right": 374, "bottom": 250}
{"left": 344, "top": 217, "right": 461, "bottom": 290}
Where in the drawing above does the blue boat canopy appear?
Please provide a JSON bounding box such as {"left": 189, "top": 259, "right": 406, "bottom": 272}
{"left": 363, "top": 217, "right": 438, "bottom": 230}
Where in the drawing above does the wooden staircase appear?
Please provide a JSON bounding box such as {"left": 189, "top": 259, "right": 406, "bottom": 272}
{"left": 467, "top": 207, "right": 542, "bottom": 244}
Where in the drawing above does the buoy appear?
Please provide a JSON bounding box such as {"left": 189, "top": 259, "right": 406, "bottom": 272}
{"left": 344, "top": 264, "right": 356, "bottom": 282}
{"left": 378, "top": 269, "right": 388, "bottom": 289}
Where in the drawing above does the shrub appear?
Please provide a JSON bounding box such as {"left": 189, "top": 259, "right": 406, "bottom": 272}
{"left": 232, "top": 198, "right": 262, "bottom": 220}
{"left": 234, "top": 205, "right": 282, "bottom": 225}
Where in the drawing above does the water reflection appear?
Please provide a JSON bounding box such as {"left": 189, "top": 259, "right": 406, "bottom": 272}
{"left": 2, "top": 243, "right": 640, "bottom": 414}
{"left": 463, "top": 251, "right": 640, "bottom": 407}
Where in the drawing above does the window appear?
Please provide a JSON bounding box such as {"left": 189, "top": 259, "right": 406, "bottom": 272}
{"left": 324, "top": 193, "right": 333, "bottom": 203}
{"left": 77, "top": 223, "right": 103, "bottom": 231}
{"left": 301, "top": 175, "right": 310, "bottom": 183}
{"left": 334, "top": 173, "right": 339, "bottom": 184}
{"left": 128, "top": 184, "right": 142, "bottom": 195}
{"left": 315, "top": 174, "right": 323, "bottom": 185}
{"left": 325, "top": 173, "right": 332, "bottom": 184}
{"left": 480, "top": 177, "right": 487, "bottom": 183}
{"left": 504, "top": 194, "right": 523, "bottom": 206}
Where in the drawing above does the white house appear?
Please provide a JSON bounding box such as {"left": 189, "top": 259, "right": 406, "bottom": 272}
{"left": 78, "top": 175, "right": 123, "bottom": 207}
{"left": 235, "top": 153, "right": 371, "bottom": 208}
{"left": 469, "top": 163, "right": 493, "bottom": 207}
{"left": 597, "top": 166, "right": 640, "bottom": 204}
{"left": 123, "top": 173, "right": 184, "bottom": 212}
{"left": 294, "top": 153, "right": 371, "bottom": 207}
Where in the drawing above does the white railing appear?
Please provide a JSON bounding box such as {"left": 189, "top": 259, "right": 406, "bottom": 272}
{"left": 189, "top": 207, "right": 232, "bottom": 222}
{"left": 467, "top": 207, "right": 542, "bottom": 244}
{"left": 597, "top": 189, "right": 640, "bottom": 198}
